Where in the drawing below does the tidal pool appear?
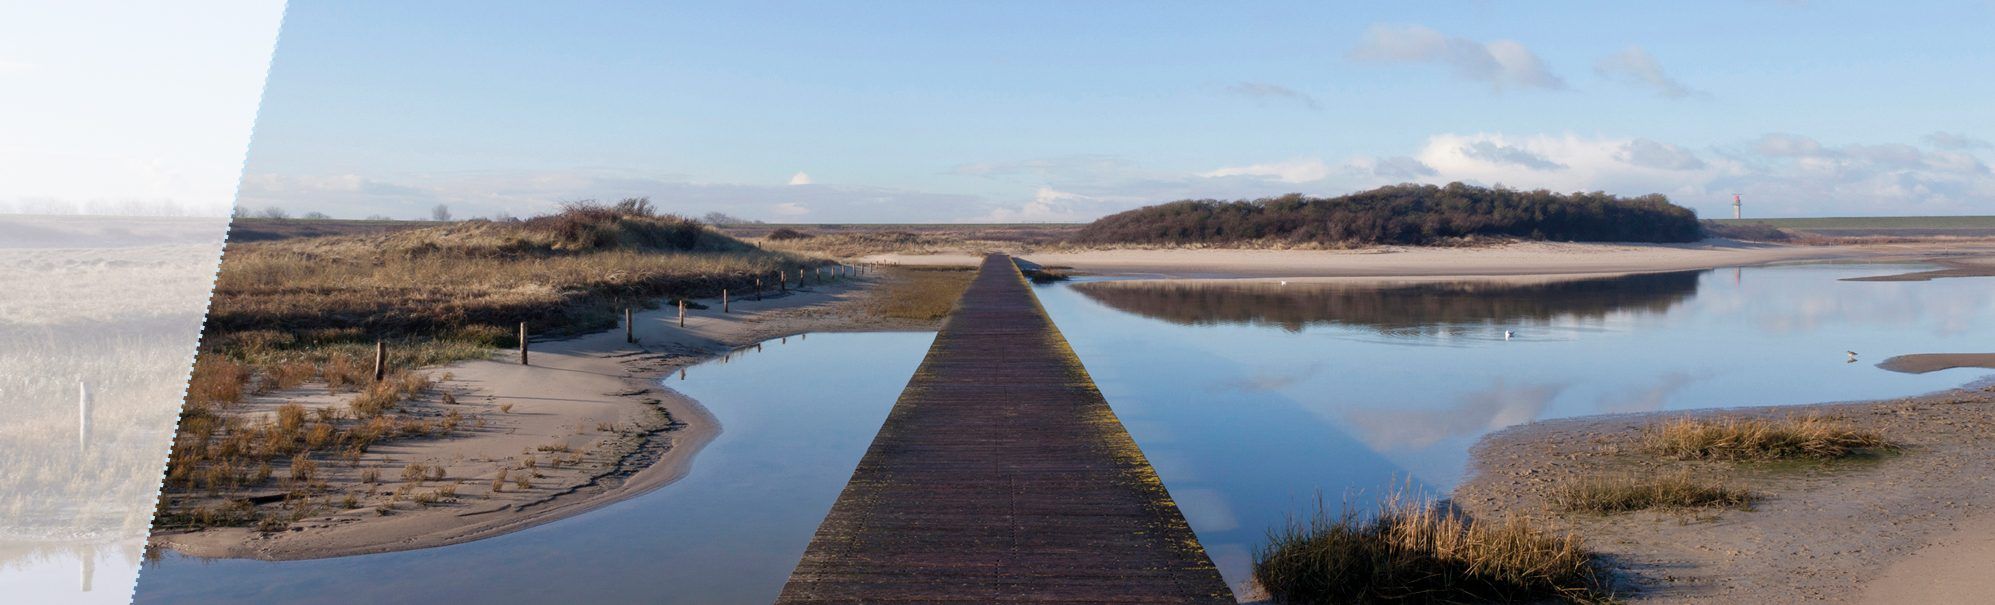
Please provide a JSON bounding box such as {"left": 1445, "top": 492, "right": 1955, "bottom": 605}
{"left": 1035, "top": 262, "right": 1995, "bottom": 594}
{"left": 133, "top": 331, "right": 934, "bottom": 604}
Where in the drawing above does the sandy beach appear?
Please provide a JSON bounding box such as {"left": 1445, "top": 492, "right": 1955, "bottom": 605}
{"left": 1455, "top": 381, "right": 1995, "bottom": 603}
{"left": 152, "top": 275, "right": 938, "bottom": 561}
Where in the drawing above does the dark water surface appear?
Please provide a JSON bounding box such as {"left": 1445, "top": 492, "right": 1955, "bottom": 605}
{"left": 1036, "top": 263, "right": 1995, "bottom": 593}
{"left": 134, "top": 332, "right": 934, "bottom": 604}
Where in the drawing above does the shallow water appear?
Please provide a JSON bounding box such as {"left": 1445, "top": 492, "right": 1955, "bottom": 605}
{"left": 1036, "top": 262, "right": 1995, "bottom": 593}
{"left": 133, "top": 331, "right": 934, "bottom": 604}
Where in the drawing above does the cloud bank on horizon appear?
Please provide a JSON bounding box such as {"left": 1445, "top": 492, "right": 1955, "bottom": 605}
{"left": 240, "top": 2, "right": 1995, "bottom": 223}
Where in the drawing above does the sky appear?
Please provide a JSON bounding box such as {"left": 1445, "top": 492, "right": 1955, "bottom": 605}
{"left": 236, "top": 1, "right": 1995, "bottom": 222}
{"left": 0, "top": 2, "right": 284, "bottom": 217}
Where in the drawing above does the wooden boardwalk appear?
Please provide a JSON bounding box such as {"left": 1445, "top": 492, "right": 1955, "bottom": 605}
{"left": 776, "top": 254, "right": 1233, "bottom": 604}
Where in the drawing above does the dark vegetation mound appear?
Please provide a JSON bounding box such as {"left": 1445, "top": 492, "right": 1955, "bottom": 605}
{"left": 766, "top": 227, "right": 816, "bottom": 240}
{"left": 1700, "top": 220, "right": 1793, "bottom": 242}
{"left": 1075, "top": 183, "right": 1704, "bottom": 246}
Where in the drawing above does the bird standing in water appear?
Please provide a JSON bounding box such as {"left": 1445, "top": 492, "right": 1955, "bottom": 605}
{"left": 1847, "top": 351, "right": 1859, "bottom": 363}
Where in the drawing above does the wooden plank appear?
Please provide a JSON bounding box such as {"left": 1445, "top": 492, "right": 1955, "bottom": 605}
{"left": 777, "top": 254, "right": 1233, "bottom": 604}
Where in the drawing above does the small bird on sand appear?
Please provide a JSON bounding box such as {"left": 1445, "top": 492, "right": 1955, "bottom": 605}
{"left": 1278, "top": 280, "right": 1288, "bottom": 286}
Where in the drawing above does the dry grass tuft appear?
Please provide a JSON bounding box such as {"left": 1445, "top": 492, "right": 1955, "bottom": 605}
{"left": 1644, "top": 415, "right": 1893, "bottom": 461}
{"left": 1254, "top": 492, "right": 1607, "bottom": 604}
{"left": 1552, "top": 471, "right": 1757, "bottom": 513}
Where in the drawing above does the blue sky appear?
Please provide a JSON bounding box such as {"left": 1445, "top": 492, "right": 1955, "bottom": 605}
{"left": 240, "top": 1, "right": 1995, "bottom": 222}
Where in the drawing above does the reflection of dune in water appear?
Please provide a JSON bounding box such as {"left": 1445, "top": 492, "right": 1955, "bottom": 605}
{"left": 0, "top": 217, "right": 226, "bottom": 600}
{"left": 1073, "top": 271, "right": 1704, "bottom": 337}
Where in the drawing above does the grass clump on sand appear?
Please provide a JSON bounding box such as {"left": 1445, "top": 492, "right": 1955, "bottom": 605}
{"left": 1643, "top": 415, "right": 1894, "bottom": 461}
{"left": 1552, "top": 471, "right": 1757, "bottom": 514}
{"left": 1254, "top": 494, "right": 1608, "bottom": 604}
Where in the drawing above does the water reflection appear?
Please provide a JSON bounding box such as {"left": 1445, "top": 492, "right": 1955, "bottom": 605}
{"left": 1074, "top": 271, "right": 1700, "bottom": 336}
{"left": 1038, "top": 264, "right": 1995, "bottom": 595}
{"left": 133, "top": 331, "right": 933, "bottom": 604}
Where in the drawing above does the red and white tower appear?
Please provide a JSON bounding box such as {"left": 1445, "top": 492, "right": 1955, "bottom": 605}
{"left": 1733, "top": 194, "right": 1742, "bottom": 219}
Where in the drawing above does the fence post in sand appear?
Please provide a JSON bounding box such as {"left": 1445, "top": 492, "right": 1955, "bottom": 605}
{"left": 723, "top": 289, "right": 730, "bottom": 313}
{"left": 373, "top": 339, "right": 387, "bottom": 382}
{"left": 78, "top": 380, "right": 90, "bottom": 453}
{"left": 678, "top": 299, "right": 686, "bottom": 327}
{"left": 625, "top": 307, "right": 634, "bottom": 343}
{"left": 518, "top": 322, "right": 528, "bottom": 365}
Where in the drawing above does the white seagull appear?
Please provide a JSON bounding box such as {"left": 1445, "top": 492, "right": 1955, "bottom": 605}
{"left": 1847, "top": 350, "right": 1859, "bottom": 363}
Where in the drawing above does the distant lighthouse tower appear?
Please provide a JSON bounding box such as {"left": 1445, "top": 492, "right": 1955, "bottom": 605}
{"left": 1733, "top": 194, "right": 1742, "bottom": 219}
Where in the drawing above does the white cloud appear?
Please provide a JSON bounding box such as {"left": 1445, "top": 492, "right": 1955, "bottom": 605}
{"left": 1223, "top": 82, "right": 1320, "bottom": 110}
{"left": 1924, "top": 131, "right": 1991, "bottom": 150}
{"left": 976, "top": 186, "right": 1150, "bottom": 223}
{"left": 771, "top": 202, "right": 810, "bottom": 216}
{"left": 1457, "top": 140, "right": 1568, "bottom": 171}
{"left": 1594, "top": 46, "right": 1702, "bottom": 99}
{"left": 1200, "top": 158, "right": 1335, "bottom": 183}
{"left": 1614, "top": 138, "right": 1707, "bottom": 170}
{"left": 787, "top": 171, "right": 813, "bottom": 185}
{"left": 1349, "top": 24, "right": 1564, "bottom": 91}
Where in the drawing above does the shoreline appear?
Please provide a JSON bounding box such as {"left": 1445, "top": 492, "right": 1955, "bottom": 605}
{"left": 1453, "top": 376, "right": 1995, "bottom": 602}
{"left": 864, "top": 240, "right": 1995, "bottom": 281}
{"left": 151, "top": 275, "right": 938, "bottom": 561}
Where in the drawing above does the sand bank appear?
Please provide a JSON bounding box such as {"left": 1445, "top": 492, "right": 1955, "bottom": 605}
{"left": 1455, "top": 383, "right": 1995, "bottom": 603}
{"left": 866, "top": 240, "right": 1995, "bottom": 280}
{"left": 153, "top": 276, "right": 935, "bottom": 561}
{"left": 1880, "top": 353, "right": 1995, "bottom": 374}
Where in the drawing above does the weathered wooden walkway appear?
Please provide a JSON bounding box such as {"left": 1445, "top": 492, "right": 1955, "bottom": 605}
{"left": 777, "top": 254, "right": 1233, "bottom": 604}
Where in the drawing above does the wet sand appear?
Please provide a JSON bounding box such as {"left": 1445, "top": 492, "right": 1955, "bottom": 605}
{"left": 1455, "top": 383, "right": 1995, "bottom": 603}
{"left": 153, "top": 277, "right": 937, "bottom": 561}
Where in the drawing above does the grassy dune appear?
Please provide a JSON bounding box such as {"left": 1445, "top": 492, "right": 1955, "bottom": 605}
{"left": 157, "top": 202, "right": 830, "bottom": 531}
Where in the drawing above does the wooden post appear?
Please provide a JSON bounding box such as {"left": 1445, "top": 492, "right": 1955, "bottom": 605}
{"left": 678, "top": 299, "right": 686, "bottom": 327}
{"left": 518, "top": 322, "right": 528, "bottom": 365}
{"left": 77, "top": 380, "right": 90, "bottom": 453}
{"left": 373, "top": 339, "right": 387, "bottom": 382}
{"left": 625, "top": 307, "right": 634, "bottom": 343}
{"left": 723, "top": 289, "right": 730, "bottom": 313}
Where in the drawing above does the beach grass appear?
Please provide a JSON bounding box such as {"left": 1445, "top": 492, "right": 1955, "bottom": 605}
{"left": 1253, "top": 492, "right": 1608, "bottom": 604}
{"left": 1643, "top": 415, "right": 1894, "bottom": 461}
{"left": 1552, "top": 471, "right": 1758, "bottom": 513}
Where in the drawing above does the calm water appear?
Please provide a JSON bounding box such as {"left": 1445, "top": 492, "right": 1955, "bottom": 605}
{"left": 132, "top": 263, "right": 1995, "bottom": 602}
{"left": 133, "top": 332, "right": 934, "bottom": 604}
{"left": 1037, "top": 263, "right": 1995, "bottom": 593}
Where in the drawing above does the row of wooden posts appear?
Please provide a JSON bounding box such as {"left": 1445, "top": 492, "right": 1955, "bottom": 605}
{"left": 363, "top": 264, "right": 873, "bottom": 374}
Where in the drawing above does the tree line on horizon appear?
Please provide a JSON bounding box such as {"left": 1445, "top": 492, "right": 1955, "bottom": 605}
{"left": 1073, "top": 183, "right": 1706, "bottom": 246}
